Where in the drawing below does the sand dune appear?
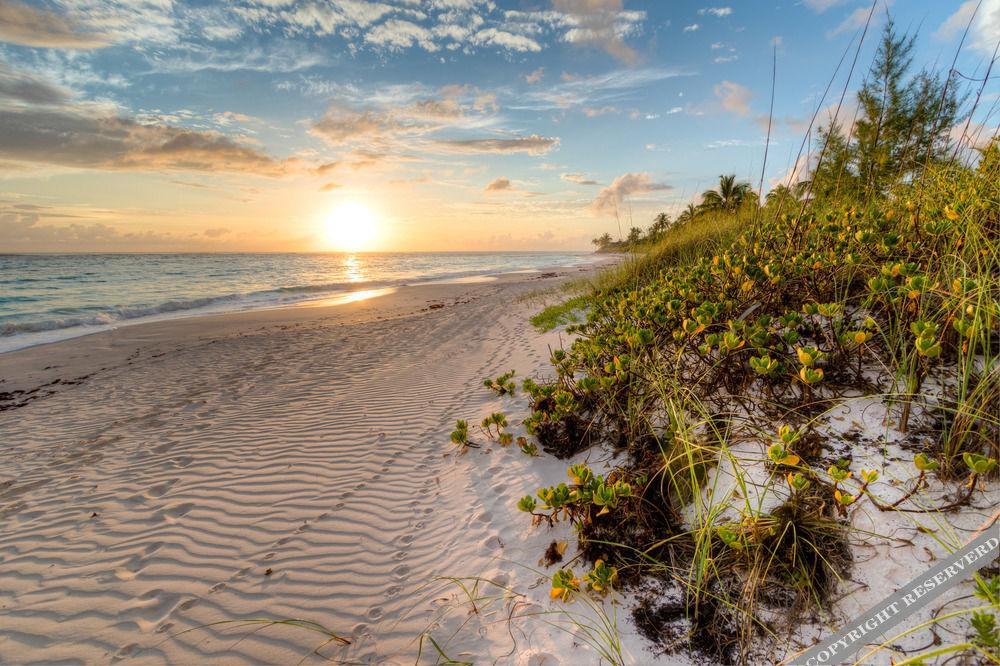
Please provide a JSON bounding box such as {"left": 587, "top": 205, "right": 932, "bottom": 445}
{"left": 0, "top": 269, "right": 666, "bottom": 665}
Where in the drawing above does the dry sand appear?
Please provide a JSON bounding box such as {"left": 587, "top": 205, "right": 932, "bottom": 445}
{"left": 0, "top": 266, "right": 667, "bottom": 665}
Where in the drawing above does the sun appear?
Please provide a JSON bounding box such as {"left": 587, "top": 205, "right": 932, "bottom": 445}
{"left": 322, "top": 201, "right": 378, "bottom": 252}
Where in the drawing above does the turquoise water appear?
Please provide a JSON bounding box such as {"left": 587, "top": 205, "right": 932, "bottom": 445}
{"left": 0, "top": 252, "right": 596, "bottom": 352}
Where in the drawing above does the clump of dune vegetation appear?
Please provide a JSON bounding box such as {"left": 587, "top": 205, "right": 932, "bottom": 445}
{"left": 463, "top": 20, "right": 1000, "bottom": 665}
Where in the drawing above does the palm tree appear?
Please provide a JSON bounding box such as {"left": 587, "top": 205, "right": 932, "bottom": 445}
{"left": 765, "top": 184, "right": 794, "bottom": 205}
{"left": 765, "top": 180, "right": 811, "bottom": 206}
{"left": 591, "top": 232, "right": 614, "bottom": 250}
{"left": 647, "top": 212, "right": 671, "bottom": 240}
{"left": 700, "top": 174, "right": 752, "bottom": 212}
{"left": 676, "top": 203, "right": 699, "bottom": 224}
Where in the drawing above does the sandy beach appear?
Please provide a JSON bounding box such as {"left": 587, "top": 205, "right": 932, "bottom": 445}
{"left": 0, "top": 264, "right": 659, "bottom": 665}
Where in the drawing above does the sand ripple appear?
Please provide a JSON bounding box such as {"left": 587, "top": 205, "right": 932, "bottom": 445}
{"left": 0, "top": 277, "right": 632, "bottom": 665}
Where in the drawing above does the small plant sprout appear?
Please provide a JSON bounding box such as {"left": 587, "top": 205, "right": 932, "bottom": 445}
{"left": 816, "top": 302, "right": 843, "bottom": 318}
{"left": 480, "top": 412, "right": 508, "bottom": 440}
{"left": 963, "top": 454, "right": 998, "bottom": 490}
{"left": 568, "top": 463, "right": 594, "bottom": 486}
{"left": 498, "top": 432, "right": 513, "bottom": 446}
{"left": 450, "top": 419, "right": 474, "bottom": 448}
{"left": 910, "top": 321, "right": 941, "bottom": 358}
{"left": 768, "top": 443, "right": 799, "bottom": 467}
{"left": 826, "top": 461, "right": 870, "bottom": 514}
{"left": 550, "top": 568, "right": 580, "bottom": 602}
{"left": 963, "top": 453, "right": 997, "bottom": 475}
{"left": 799, "top": 366, "right": 824, "bottom": 385}
{"left": 828, "top": 464, "right": 852, "bottom": 484}
{"left": 777, "top": 424, "right": 802, "bottom": 447}
{"left": 796, "top": 346, "right": 825, "bottom": 367}
{"left": 535, "top": 483, "right": 574, "bottom": 523}
{"left": 517, "top": 495, "right": 537, "bottom": 513}
{"left": 749, "top": 354, "right": 781, "bottom": 376}
{"left": 584, "top": 560, "right": 618, "bottom": 596}
{"left": 716, "top": 525, "right": 743, "bottom": 550}
{"left": 516, "top": 436, "right": 538, "bottom": 456}
{"left": 592, "top": 480, "right": 632, "bottom": 515}
{"left": 843, "top": 329, "right": 873, "bottom": 346}
{"left": 914, "top": 452, "right": 939, "bottom": 472}
{"left": 483, "top": 370, "right": 517, "bottom": 396}
{"left": 970, "top": 612, "right": 999, "bottom": 652}
{"left": 786, "top": 472, "right": 810, "bottom": 493}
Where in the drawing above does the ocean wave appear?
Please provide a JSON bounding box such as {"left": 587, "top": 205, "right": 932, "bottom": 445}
{"left": 0, "top": 283, "right": 364, "bottom": 337}
{"left": 0, "top": 252, "right": 596, "bottom": 351}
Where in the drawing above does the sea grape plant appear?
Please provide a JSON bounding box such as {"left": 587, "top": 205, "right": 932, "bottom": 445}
{"left": 483, "top": 370, "right": 517, "bottom": 396}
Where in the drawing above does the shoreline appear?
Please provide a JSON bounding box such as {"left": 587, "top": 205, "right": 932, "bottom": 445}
{"left": 0, "top": 253, "right": 612, "bottom": 356}
{"left": 0, "top": 265, "right": 597, "bottom": 406}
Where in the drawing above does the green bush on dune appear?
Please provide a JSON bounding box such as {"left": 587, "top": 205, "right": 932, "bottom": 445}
{"left": 501, "top": 23, "right": 1000, "bottom": 665}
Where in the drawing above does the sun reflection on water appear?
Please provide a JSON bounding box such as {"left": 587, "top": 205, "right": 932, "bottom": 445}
{"left": 344, "top": 254, "right": 365, "bottom": 283}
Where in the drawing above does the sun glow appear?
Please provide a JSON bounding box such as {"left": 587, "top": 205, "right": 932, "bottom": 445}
{"left": 322, "top": 201, "right": 379, "bottom": 251}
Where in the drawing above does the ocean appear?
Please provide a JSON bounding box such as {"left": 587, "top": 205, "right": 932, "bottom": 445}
{"left": 0, "top": 252, "right": 598, "bottom": 353}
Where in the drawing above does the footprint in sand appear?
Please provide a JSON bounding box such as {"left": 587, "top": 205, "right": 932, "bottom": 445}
{"left": 112, "top": 643, "right": 140, "bottom": 662}
{"left": 146, "top": 478, "right": 178, "bottom": 498}
{"left": 143, "top": 541, "right": 164, "bottom": 556}
{"left": 157, "top": 502, "right": 193, "bottom": 521}
{"left": 177, "top": 598, "right": 199, "bottom": 611}
{"left": 229, "top": 566, "right": 252, "bottom": 581}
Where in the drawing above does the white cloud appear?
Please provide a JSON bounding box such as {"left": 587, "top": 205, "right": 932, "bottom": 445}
{"left": 683, "top": 23, "right": 700, "bottom": 32}
{"left": 516, "top": 67, "right": 692, "bottom": 113}
{"left": 484, "top": 177, "right": 514, "bottom": 192}
{"left": 591, "top": 172, "right": 671, "bottom": 215}
{"left": 553, "top": 0, "right": 646, "bottom": 64}
{"left": 365, "top": 19, "right": 438, "bottom": 51}
{"left": 950, "top": 120, "right": 1000, "bottom": 151}
{"left": 229, "top": 0, "right": 559, "bottom": 55}
{"left": 471, "top": 27, "right": 541, "bottom": 52}
{"left": 560, "top": 172, "right": 599, "bottom": 185}
{"left": 583, "top": 105, "right": 619, "bottom": 117}
{"left": 936, "top": 0, "right": 1000, "bottom": 55}
{"left": 802, "top": 0, "right": 848, "bottom": 13}
{"left": 714, "top": 80, "right": 752, "bottom": 116}
{"left": 698, "top": 7, "right": 733, "bottom": 18}
{"left": 828, "top": 2, "right": 891, "bottom": 38}
{"left": 436, "top": 135, "right": 559, "bottom": 155}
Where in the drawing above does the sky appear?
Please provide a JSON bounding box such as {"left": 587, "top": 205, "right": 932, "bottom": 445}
{"left": 0, "top": 0, "right": 997, "bottom": 253}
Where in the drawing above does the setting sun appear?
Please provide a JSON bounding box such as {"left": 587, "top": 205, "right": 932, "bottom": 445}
{"left": 323, "top": 201, "right": 379, "bottom": 252}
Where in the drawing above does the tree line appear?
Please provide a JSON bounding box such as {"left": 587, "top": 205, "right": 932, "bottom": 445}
{"left": 594, "top": 21, "right": 966, "bottom": 253}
